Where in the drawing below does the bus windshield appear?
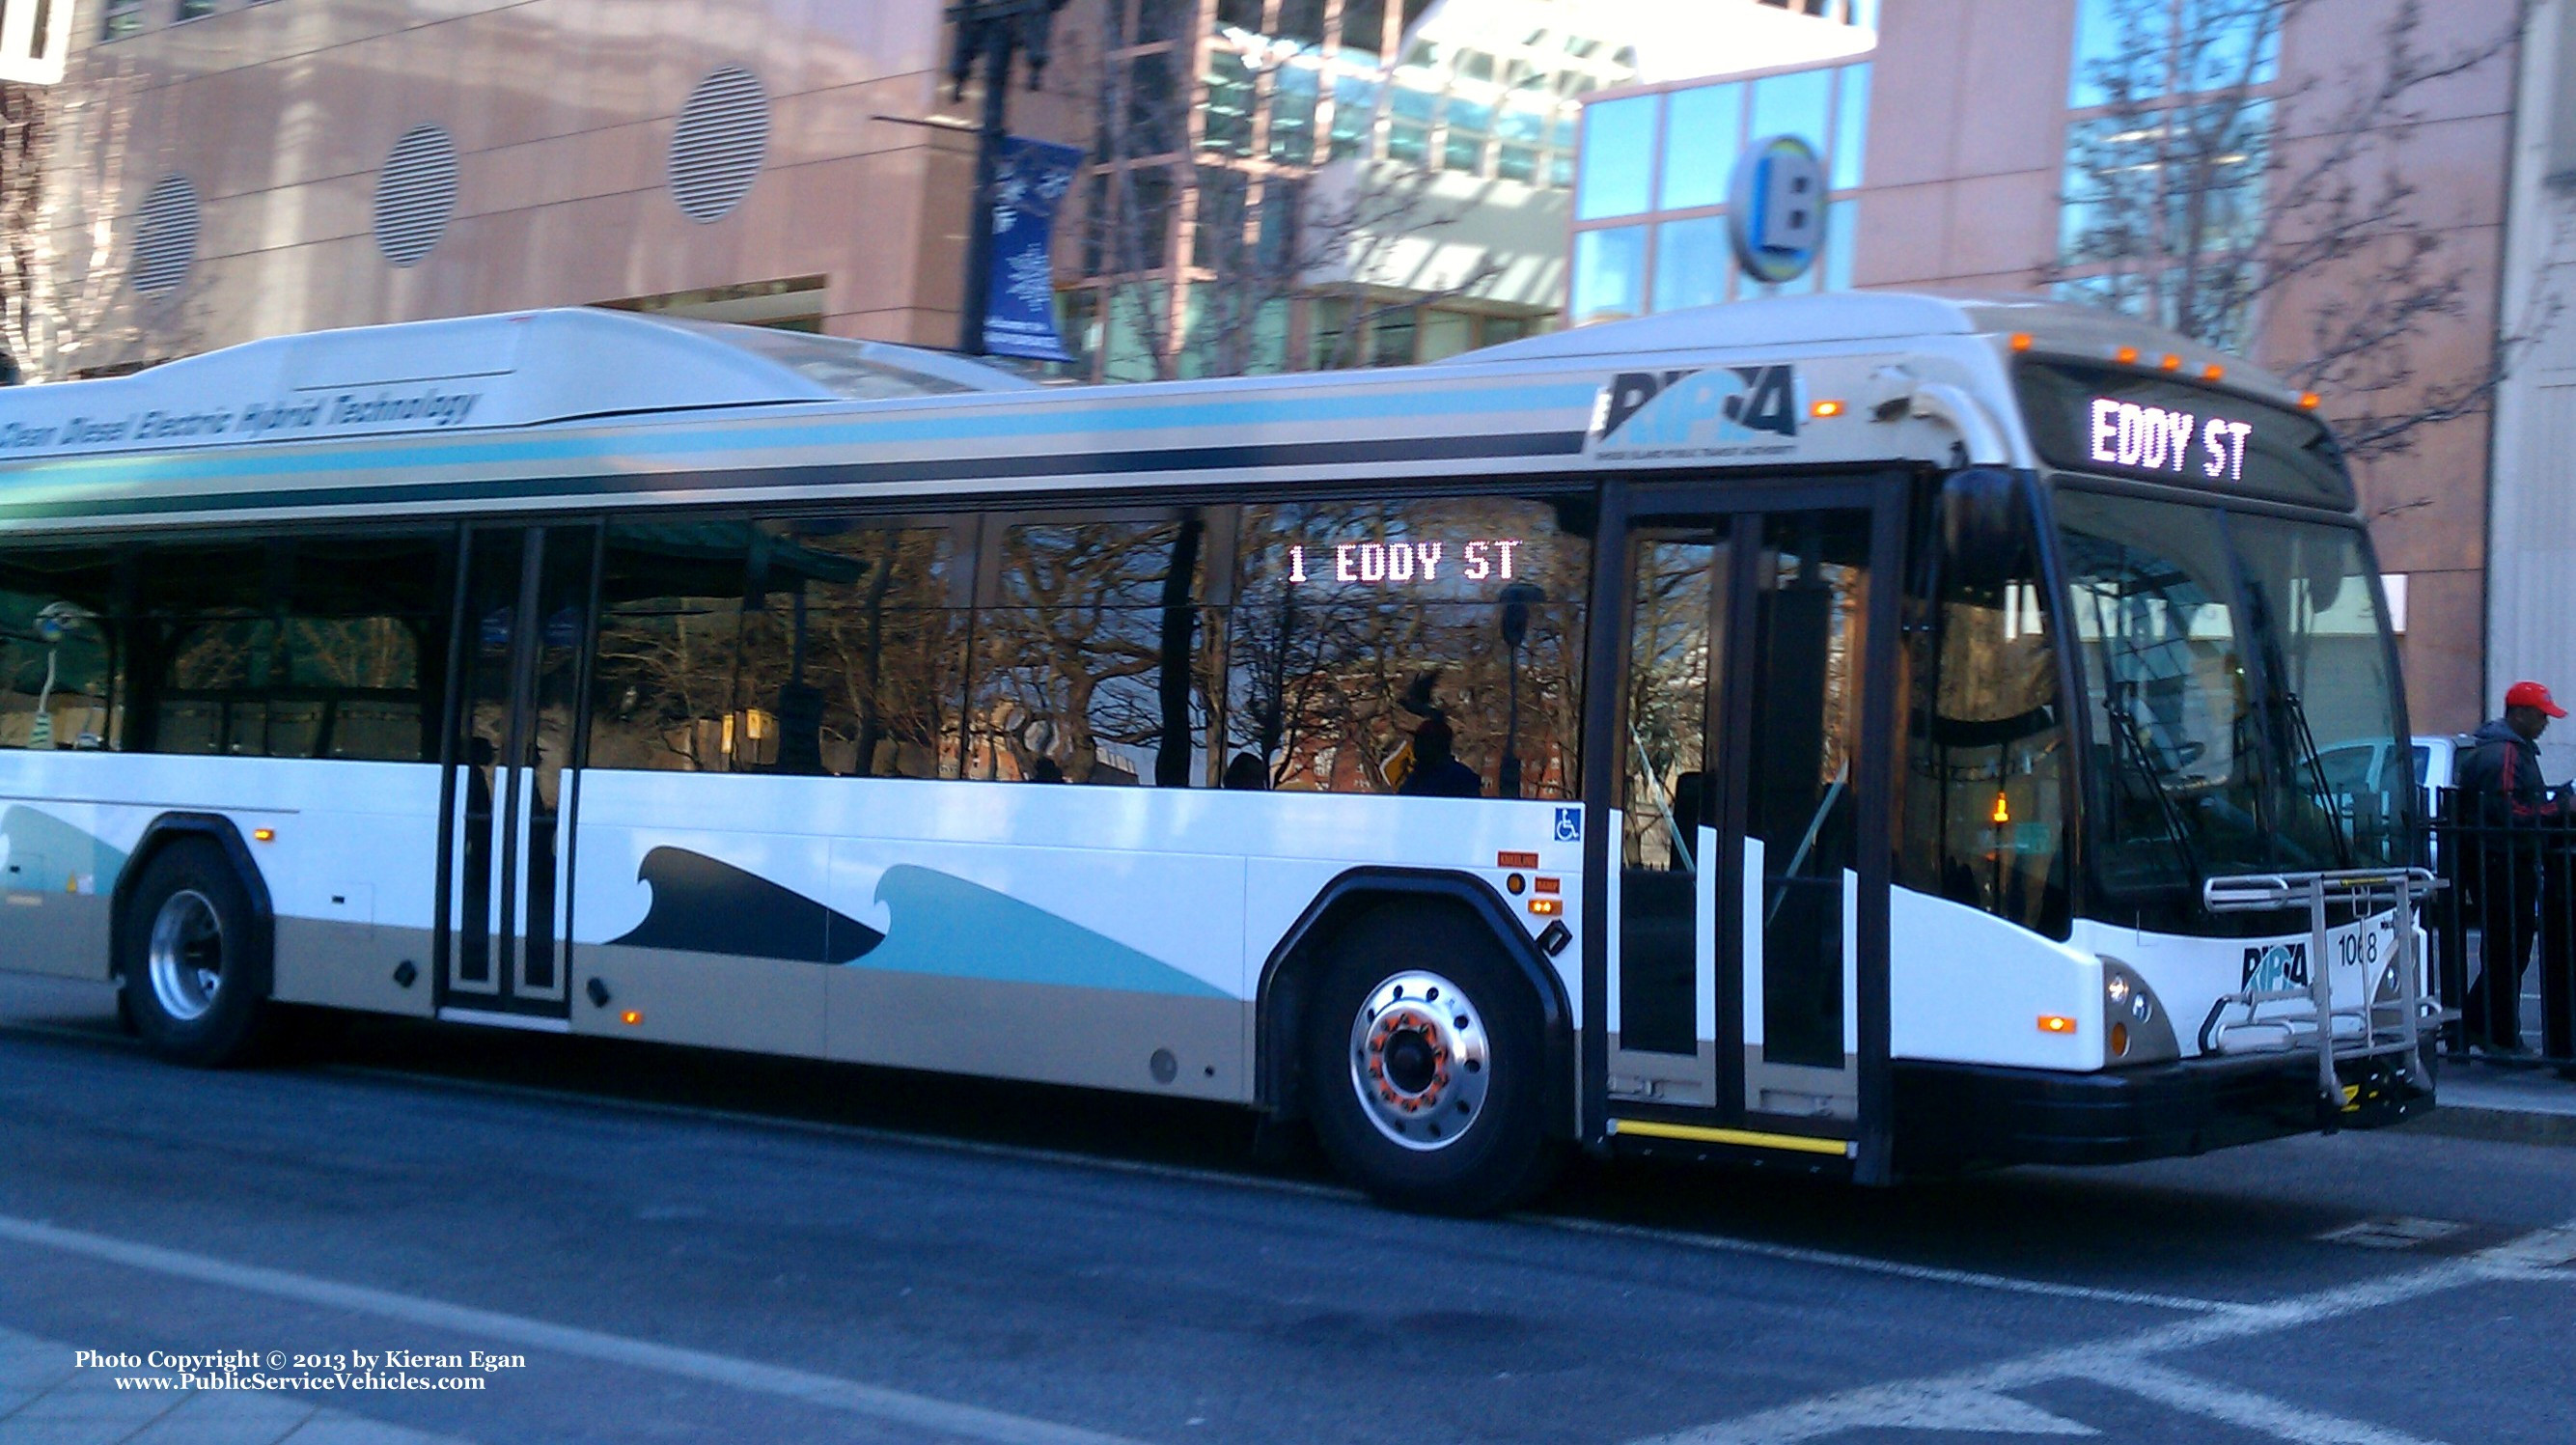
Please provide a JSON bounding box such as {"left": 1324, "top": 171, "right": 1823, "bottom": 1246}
{"left": 2055, "top": 488, "right": 2412, "bottom": 932}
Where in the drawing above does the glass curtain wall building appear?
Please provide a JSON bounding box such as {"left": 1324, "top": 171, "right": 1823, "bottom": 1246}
{"left": 1061, "top": 0, "right": 1634, "bottom": 381}
{"left": 1567, "top": 56, "right": 1871, "bottom": 325}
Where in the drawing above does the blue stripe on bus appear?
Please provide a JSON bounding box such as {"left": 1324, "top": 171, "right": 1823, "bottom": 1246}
{"left": 0, "top": 431, "right": 1595, "bottom": 523}
{"left": 0, "top": 381, "right": 1604, "bottom": 494}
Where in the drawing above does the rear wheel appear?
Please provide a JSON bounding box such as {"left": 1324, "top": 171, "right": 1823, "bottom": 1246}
{"left": 1302, "top": 909, "right": 1559, "bottom": 1214}
{"left": 119, "top": 840, "right": 275, "bottom": 1067}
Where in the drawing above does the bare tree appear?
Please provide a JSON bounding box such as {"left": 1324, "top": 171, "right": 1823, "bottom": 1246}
{"left": 2052, "top": 0, "right": 2541, "bottom": 464}
{"left": 1067, "top": 26, "right": 1502, "bottom": 381}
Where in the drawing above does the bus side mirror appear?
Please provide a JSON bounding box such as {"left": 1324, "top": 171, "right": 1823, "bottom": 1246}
{"left": 1938, "top": 467, "right": 2027, "bottom": 596}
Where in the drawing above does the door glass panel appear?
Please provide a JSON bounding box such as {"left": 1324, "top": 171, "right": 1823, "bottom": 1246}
{"left": 1747, "top": 511, "right": 1871, "bottom": 1075}
{"left": 446, "top": 525, "right": 592, "bottom": 1010}
{"left": 1619, "top": 527, "right": 1725, "bottom": 1058}
{"left": 451, "top": 531, "right": 522, "bottom": 990}
{"left": 517, "top": 527, "right": 594, "bottom": 995}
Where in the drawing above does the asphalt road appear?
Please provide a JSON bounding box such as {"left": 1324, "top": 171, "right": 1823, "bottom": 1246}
{"left": 2, "top": 972, "right": 2571, "bottom": 1445}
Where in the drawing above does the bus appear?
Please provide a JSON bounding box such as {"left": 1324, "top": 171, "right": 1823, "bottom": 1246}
{"left": 0, "top": 294, "right": 2435, "bottom": 1211}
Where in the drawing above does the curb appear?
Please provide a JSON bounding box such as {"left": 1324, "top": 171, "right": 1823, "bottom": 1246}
{"left": 2401, "top": 1101, "right": 2576, "bottom": 1149}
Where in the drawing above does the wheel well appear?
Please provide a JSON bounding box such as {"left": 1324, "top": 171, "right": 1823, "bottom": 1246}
{"left": 109, "top": 816, "right": 275, "bottom": 985}
{"left": 1255, "top": 870, "right": 1572, "bottom": 1136}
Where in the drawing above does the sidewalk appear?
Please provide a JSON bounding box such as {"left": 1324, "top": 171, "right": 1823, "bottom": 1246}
{"left": 2416, "top": 1052, "right": 2576, "bottom": 1147}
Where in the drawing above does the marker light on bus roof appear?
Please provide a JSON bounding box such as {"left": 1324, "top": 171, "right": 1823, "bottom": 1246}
{"left": 2009, "top": 332, "right": 2035, "bottom": 352}
{"left": 620, "top": 1010, "right": 643, "bottom": 1026}
{"left": 2159, "top": 353, "right": 2182, "bottom": 372}
{"left": 2299, "top": 391, "right": 2322, "bottom": 409}
{"left": 2115, "top": 346, "right": 2141, "bottom": 365}
{"left": 1811, "top": 400, "right": 1844, "bottom": 419}
{"left": 2202, "top": 364, "right": 2225, "bottom": 381}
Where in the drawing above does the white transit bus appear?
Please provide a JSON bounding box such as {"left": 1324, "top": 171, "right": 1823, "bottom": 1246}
{"left": 0, "top": 294, "right": 2437, "bottom": 1211}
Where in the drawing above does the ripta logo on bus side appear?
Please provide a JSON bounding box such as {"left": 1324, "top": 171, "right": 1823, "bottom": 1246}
{"left": 2242, "top": 942, "right": 2310, "bottom": 990}
{"left": 1590, "top": 365, "right": 1800, "bottom": 460}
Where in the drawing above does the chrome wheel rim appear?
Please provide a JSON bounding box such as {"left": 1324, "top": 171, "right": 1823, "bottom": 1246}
{"left": 147, "top": 889, "right": 225, "bottom": 1023}
{"left": 1347, "top": 969, "right": 1491, "bottom": 1152}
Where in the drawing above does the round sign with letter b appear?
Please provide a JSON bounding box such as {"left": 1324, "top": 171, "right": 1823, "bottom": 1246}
{"left": 1728, "top": 135, "right": 1824, "bottom": 286}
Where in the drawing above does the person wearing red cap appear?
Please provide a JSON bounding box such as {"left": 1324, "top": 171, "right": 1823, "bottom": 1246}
{"left": 2458, "top": 681, "right": 2569, "bottom": 1054}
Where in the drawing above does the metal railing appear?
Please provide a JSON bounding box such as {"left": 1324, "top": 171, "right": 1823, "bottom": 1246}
{"left": 2202, "top": 868, "right": 2442, "bottom": 1114}
{"left": 2424, "top": 789, "right": 2576, "bottom": 1069}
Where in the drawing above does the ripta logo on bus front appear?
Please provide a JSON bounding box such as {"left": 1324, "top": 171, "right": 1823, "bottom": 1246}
{"left": 1591, "top": 365, "right": 1799, "bottom": 459}
{"left": 2242, "top": 941, "right": 2310, "bottom": 990}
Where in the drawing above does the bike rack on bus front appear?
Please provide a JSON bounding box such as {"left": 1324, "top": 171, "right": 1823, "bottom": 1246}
{"left": 2198, "top": 868, "right": 2446, "bottom": 1121}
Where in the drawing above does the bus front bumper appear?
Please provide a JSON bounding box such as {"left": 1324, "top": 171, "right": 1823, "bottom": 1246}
{"left": 1891, "top": 1046, "right": 2434, "bottom": 1173}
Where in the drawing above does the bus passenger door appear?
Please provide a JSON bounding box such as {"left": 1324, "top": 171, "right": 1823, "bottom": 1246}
{"left": 438, "top": 524, "right": 597, "bottom": 1023}
{"left": 1604, "top": 485, "right": 1898, "bottom": 1172}
{"left": 1605, "top": 519, "right": 1730, "bottom": 1108}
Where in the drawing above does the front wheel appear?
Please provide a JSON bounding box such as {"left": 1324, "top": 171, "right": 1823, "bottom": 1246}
{"left": 1302, "top": 914, "right": 1559, "bottom": 1214}
{"left": 119, "top": 840, "right": 276, "bottom": 1068}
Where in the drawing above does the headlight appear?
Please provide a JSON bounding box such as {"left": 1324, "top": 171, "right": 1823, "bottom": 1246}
{"left": 2098, "top": 958, "right": 2180, "bottom": 1065}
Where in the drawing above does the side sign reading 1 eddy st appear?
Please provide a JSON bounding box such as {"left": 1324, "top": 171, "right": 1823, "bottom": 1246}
{"left": 0, "top": 386, "right": 485, "bottom": 456}
{"left": 1591, "top": 365, "right": 1800, "bottom": 461}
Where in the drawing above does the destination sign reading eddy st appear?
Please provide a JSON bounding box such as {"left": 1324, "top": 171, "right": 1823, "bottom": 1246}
{"left": 2085, "top": 394, "right": 2255, "bottom": 484}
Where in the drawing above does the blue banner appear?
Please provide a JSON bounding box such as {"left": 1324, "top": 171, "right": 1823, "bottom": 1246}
{"left": 983, "top": 136, "right": 1082, "bottom": 362}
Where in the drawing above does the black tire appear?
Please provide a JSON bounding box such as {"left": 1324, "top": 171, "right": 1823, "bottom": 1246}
{"left": 1301, "top": 907, "right": 1561, "bottom": 1214}
{"left": 117, "top": 839, "right": 277, "bottom": 1068}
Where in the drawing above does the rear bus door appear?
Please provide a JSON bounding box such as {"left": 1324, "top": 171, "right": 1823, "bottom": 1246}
{"left": 1593, "top": 478, "right": 1901, "bottom": 1177}
{"left": 436, "top": 523, "right": 597, "bottom": 1024}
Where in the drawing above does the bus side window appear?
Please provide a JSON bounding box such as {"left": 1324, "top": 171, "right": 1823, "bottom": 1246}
{"left": 590, "top": 522, "right": 756, "bottom": 773}
{"left": 1899, "top": 474, "right": 2071, "bottom": 939}
{"left": 0, "top": 548, "right": 119, "bottom": 752}
{"left": 741, "top": 518, "right": 968, "bottom": 779}
{"left": 114, "top": 532, "right": 447, "bottom": 762}
{"left": 965, "top": 511, "right": 1214, "bottom": 787}
{"left": 1225, "top": 496, "right": 1589, "bottom": 797}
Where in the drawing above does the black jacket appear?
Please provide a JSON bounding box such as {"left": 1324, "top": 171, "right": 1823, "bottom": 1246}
{"left": 2457, "top": 717, "right": 2560, "bottom": 828}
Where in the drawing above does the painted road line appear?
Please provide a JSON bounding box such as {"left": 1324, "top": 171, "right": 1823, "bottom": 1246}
{"left": 2074, "top": 1358, "right": 2446, "bottom": 1445}
{"left": 0, "top": 1215, "right": 1147, "bottom": 1445}
{"left": 1625, "top": 1218, "right": 2576, "bottom": 1444}
{"left": 1526, "top": 1213, "right": 2244, "bottom": 1314}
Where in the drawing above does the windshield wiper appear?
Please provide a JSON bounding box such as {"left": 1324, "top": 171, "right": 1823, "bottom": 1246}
{"left": 2273, "top": 686, "right": 2357, "bottom": 870}
{"left": 2103, "top": 680, "right": 2203, "bottom": 885}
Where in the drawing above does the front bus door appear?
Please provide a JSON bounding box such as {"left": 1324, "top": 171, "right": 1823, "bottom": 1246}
{"left": 1598, "top": 481, "right": 1900, "bottom": 1177}
{"left": 438, "top": 523, "right": 597, "bottom": 1025}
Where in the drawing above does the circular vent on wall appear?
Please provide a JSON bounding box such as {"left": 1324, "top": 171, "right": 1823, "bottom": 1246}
{"left": 132, "top": 175, "right": 200, "bottom": 295}
{"left": 669, "top": 66, "right": 769, "bottom": 223}
{"left": 374, "top": 125, "right": 460, "bottom": 267}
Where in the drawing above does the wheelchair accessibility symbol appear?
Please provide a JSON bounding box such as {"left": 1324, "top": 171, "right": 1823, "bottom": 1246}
{"left": 1553, "top": 807, "right": 1583, "bottom": 844}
